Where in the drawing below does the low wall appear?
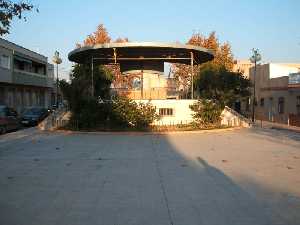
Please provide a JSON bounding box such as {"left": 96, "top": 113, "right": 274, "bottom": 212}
{"left": 289, "top": 114, "right": 300, "bottom": 127}
{"left": 221, "top": 106, "right": 251, "bottom": 128}
{"left": 39, "top": 100, "right": 251, "bottom": 130}
{"left": 134, "top": 99, "right": 197, "bottom": 125}
{"left": 38, "top": 107, "right": 70, "bottom": 131}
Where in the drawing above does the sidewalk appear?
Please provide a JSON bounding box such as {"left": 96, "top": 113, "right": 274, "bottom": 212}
{"left": 254, "top": 120, "right": 300, "bottom": 133}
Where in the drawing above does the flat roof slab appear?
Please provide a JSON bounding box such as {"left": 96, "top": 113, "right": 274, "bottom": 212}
{"left": 68, "top": 42, "right": 214, "bottom": 65}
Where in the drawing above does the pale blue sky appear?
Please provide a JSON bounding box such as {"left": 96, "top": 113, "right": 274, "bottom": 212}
{"left": 3, "top": 0, "right": 300, "bottom": 80}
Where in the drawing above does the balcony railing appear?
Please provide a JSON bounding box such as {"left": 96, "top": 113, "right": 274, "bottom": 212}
{"left": 111, "top": 87, "right": 182, "bottom": 100}
{"left": 13, "top": 69, "right": 53, "bottom": 88}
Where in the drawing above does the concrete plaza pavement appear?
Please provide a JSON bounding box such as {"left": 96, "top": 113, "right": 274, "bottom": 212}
{"left": 0, "top": 127, "right": 300, "bottom": 225}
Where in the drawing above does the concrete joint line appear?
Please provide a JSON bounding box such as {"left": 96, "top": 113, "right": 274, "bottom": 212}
{"left": 152, "top": 136, "right": 174, "bottom": 225}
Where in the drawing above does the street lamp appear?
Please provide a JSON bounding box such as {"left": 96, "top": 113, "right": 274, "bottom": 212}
{"left": 52, "top": 51, "right": 62, "bottom": 108}
{"left": 250, "top": 48, "right": 261, "bottom": 123}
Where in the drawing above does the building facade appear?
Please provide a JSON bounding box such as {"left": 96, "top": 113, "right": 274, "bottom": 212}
{"left": 0, "top": 38, "right": 54, "bottom": 113}
{"left": 249, "top": 63, "right": 300, "bottom": 125}
{"left": 233, "top": 59, "right": 254, "bottom": 79}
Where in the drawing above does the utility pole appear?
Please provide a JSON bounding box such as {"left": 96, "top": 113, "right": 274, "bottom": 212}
{"left": 52, "top": 51, "right": 62, "bottom": 108}
{"left": 250, "top": 48, "right": 261, "bottom": 123}
{"left": 91, "top": 57, "right": 94, "bottom": 97}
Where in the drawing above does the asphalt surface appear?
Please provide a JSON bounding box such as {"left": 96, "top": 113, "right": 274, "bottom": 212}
{"left": 0, "top": 127, "right": 300, "bottom": 225}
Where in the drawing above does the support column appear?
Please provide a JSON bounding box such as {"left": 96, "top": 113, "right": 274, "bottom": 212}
{"left": 141, "top": 62, "right": 144, "bottom": 99}
{"left": 91, "top": 57, "right": 94, "bottom": 97}
{"left": 191, "top": 51, "right": 194, "bottom": 99}
{"left": 113, "top": 48, "right": 117, "bottom": 64}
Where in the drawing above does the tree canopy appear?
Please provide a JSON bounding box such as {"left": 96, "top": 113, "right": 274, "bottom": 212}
{"left": 194, "top": 63, "right": 251, "bottom": 107}
{"left": 76, "top": 23, "right": 130, "bottom": 90}
{"left": 0, "top": 0, "right": 37, "bottom": 36}
{"left": 65, "top": 63, "right": 114, "bottom": 102}
{"left": 83, "top": 24, "right": 111, "bottom": 46}
{"left": 172, "top": 31, "right": 235, "bottom": 98}
{"left": 76, "top": 23, "right": 129, "bottom": 47}
{"left": 187, "top": 31, "right": 234, "bottom": 70}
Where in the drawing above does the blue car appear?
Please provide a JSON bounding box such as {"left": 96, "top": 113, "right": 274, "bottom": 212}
{"left": 21, "top": 108, "right": 49, "bottom": 126}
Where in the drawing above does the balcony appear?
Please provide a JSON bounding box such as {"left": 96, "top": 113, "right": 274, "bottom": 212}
{"left": 13, "top": 69, "right": 53, "bottom": 88}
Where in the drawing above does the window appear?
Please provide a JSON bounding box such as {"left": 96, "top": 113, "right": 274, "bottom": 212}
{"left": 269, "top": 97, "right": 273, "bottom": 106}
{"left": 278, "top": 97, "right": 285, "bottom": 114}
{"left": 0, "top": 87, "right": 4, "bottom": 105}
{"left": 297, "top": 96, "right": 300, "bottom": 105}
{"left": 159, "top": 108, "right": 174, "bottom": 116}
{"left": 297, "top": 96, "right": 300, "bottom": 115}
{"left": 260, "top": 98, "right": 264, "bottom": 107}
{"left": 0, "top": 55, "right": 10, "bottom": 69}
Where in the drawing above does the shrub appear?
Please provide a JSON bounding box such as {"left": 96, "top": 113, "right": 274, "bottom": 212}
{"left": 190, "top": 99, "right": 222, "bottom": 127}
{"left": 61, "top": 64, "right": 158, "bottom": 130}
{"left": 69, "top": 98, "right": 112, "bottom": 129}
{"left": 68, "top": 96, "right": 158, "bottom": 130}
{"left": 111, "top": 97, "right": 158, "bottom": 129}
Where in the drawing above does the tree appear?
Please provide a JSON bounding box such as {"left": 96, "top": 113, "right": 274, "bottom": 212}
{"left": 69, "top": 63, "right": 114, "bottom": 100}
{"left": 77, "top": 24, "right": 129, "bottom": 46}
{"left": 190, "top": 99, "right": 222, "bottom": 127}
{"left": 194, "top": 63, "right": 251, "bottom": 108}
{"left": 171, "top": 32, "right": 235, "bottom": 98}
{"left": 114, "top": 37, "right": 129, "bottom": 43}
{"left": 59, "top": 63, "right": 114, "bottom": 128}
{"left": 83, "top": 24, "right": 111, "bottom": 46}
{"left": 187, "top": 32, "right": 234, "bottom": 70}
{"left": 186, "top": 32, "right": 251, "bottom": 108}
{"left": 76, "top": 24, "right": 131, "bottom": 91}
{"left": 60, "top": 65, "right": 158, "bottom": 130}
{"left": 60, "top": 63, "right": 114, "bottom": 111}
{"left": 0, "top": 0, "right": 37, "bottom": 36}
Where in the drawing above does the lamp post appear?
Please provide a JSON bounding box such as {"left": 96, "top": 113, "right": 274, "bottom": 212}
{"left": 250, "top": 48, "right": 261, "bottom": 123}
{"left": 191, "top": 51, "right": 194, "bottom": 99}
{"left": 52, "top": 51, "right": 62, "bottom": 108}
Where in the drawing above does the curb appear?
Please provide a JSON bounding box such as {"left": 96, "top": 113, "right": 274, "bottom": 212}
{"left": 44, "top": 127, "right": 243, "bottom": 136}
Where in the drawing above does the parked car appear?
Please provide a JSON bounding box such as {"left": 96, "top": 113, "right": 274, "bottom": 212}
{"left": 0, "top": 105, "right": 20, "bottom": 134}
{"left": 21, "top": 108, "right": 49, "bottom": 126}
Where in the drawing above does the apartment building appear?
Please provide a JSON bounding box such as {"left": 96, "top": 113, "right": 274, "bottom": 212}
{"left": 249, "top": 63, "right": 300, "bottom": 125}
{"left": 0, "top": 38, "right": 54, "bottom": 113}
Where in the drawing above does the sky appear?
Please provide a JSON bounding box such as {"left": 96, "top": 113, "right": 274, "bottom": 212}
{"left": 2, "top": 0, "right": 300, "bottom": 80}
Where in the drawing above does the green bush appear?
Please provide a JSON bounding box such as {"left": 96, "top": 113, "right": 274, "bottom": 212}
{"left": 68, "top": 96, "right": 158, "bottom": 130}
{"left": 61, "top": 64, "right": 158, "bottom": 130}
{"left": 190, "top": 99, "right": 222, "bottom": 127}
{"left": 69, "top": 98, "right": 111, "bottom": 129}
{"left": 111, "top": 97, "right": 158, "bottom": 129}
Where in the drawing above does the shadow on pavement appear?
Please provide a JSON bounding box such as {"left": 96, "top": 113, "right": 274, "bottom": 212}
{"left": 249, "top": 126, "right": 300, "bottom": 143}
{"left": 0, "top": 130, "right": 299, "bottom": 225}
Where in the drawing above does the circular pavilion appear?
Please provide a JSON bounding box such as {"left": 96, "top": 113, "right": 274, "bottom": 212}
{"left": 68, "top": 42, "right": 214, "bottom": 99}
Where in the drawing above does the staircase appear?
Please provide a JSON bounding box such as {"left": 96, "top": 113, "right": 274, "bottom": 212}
{"left": 221, "top": 106, "right": 252, "bottom": 128}
{"left": 38, "top": 107, "right": 71, "bottom": 131}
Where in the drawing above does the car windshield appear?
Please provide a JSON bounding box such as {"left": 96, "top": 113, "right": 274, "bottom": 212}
{"left": 23, "top": 108, "right": 44, "bottom": 116}
{"left": 0, "top": 108, "right": 6, "bottom": 117}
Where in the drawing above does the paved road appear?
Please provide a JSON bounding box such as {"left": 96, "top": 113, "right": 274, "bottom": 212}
{"left": 0, "top": 128, "right": 300, "bottom": 225}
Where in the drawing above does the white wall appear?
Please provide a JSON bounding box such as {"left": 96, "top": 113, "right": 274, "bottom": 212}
{"left": 269, "top": 64, "right": 299, "bottom": 79}
{"left": 135, "top": 99, "right": 197, "bottom": 125}
{"left": 221, "top": 106, "right": 251, "bottom": 127}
